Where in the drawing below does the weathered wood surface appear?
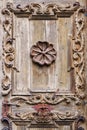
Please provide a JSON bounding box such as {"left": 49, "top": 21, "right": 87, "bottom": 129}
{"left": 12, "top": 125, "right": 71, "bottom": 130}
{"left": 13, "top": 17, "right": 72, "bottom": 95}
{"left": 0, "top": 0, "right": 87, "bottom": 130}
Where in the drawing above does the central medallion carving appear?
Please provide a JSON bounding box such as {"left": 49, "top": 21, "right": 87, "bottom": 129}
{"left": 30, "top": 41, "right": 57, "bottom": 65}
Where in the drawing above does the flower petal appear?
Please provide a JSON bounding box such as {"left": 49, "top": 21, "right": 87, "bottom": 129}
{"left": 44, "top": 56, "right": 52, "bottom": 65}
{"left": 45, "top": 44, "right": 53, "bottom": 52}
{"left": 30, "top": 45, "right": 41, "bottom": 56}
{"left": 30, "top": 50, "right": 39, "bottom": 56}
{"left": 33, "top": 54, "right": 44, "bottom": 65}
{"left": 47, "top": 48, "right": 57, "bottom": 55}
{"left": 37, "top": 41, "right": 48, "bottom": 51}
{"left": 52, "top": 54, "right": 56, "bottom": 60}
{"left": 42, "top": 41, "right": 49, "bottom": 51}
{"left": 39, "top": 56, "right": 45, "bottom": 65}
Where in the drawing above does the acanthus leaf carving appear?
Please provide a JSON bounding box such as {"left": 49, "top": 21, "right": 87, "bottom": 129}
{"left": 2, "top": 98, "right": 85, "bottom": 128}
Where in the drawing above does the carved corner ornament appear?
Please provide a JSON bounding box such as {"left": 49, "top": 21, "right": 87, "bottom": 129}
{"left": 30, "top": 41, "right": 57, "bottom": 65}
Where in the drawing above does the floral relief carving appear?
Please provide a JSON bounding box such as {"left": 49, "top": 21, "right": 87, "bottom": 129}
{"left": 30, "top": 41, "right": 57, "bottom": 65}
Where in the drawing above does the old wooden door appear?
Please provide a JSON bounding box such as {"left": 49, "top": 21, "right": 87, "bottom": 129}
{"left": 1, "top": 0, "right": 87, "bottom": 130}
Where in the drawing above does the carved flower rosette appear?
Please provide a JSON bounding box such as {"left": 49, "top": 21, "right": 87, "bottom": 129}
{"left": 30, "top": 41, "right": 57, "bottom": 65}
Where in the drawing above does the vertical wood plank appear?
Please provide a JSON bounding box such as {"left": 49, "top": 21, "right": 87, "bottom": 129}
{"left": 57, "top": 18, "right": 71, "bottom": 91}
{"left": 13, "top": 17, "right": 30, "bottom": 94}
{"left": 45, "top": 20, "right": 58, "bottom": 90}
{"left": 29, "top": 20, "right": 51, "bottom": 91}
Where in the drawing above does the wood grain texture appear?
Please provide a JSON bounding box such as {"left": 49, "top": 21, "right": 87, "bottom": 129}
{"left": 12, "top": 125, "right": 71, "bottom": 130}
{"left": 13, "top": 17, "right": 72, "bottom": 94}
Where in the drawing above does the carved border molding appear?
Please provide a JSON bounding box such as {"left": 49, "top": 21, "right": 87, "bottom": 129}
{"left": 9, "top": 94, "right": 82, "bottom": 105}
{"left": 8, "top": 110, "right": 79, "bottom": 128}
{"left": 2, "top": 7, "right": 14, "bottom": 96}
{"left": 2, "top": 7, "right": 19, "bottom": 96}
{"left": 1, "top": 101, "right": 80, "bottom": 128}
{"left": 6, "top": 2, "right": 80, "bottom": 18}
{"left": 71, "top": 7, "right": 85, "bottom": 99}
{"left": 2, "top": 100, "right": 85, "bottom": 129}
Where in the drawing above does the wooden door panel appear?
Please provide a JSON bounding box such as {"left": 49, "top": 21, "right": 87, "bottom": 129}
{"left": 13, "top": 17, "right": 72, "bottom": 95}
{"left": 1, "top": 1, "right": 86, "bottom": 130}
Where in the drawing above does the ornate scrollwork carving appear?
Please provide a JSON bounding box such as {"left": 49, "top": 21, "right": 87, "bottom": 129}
{"left": 71, "top": 7, "right": 85, "bottom": 99}
{"left": 2, "top": 8, "right": 13, "bottom": 96}
{"left": 10, "top": 94, "right": 81, "bottom": 106}
{"left": 8, "top": 109, "right": 78, "bottom": 127}
{"left": 2, "top": 8, "right": 19, "bottom": 96}
{"left": 30, "top": 41, "right": 57, "bottom": 65}
{"left": 5, "top": 2, "right": 80, "bottom": 18}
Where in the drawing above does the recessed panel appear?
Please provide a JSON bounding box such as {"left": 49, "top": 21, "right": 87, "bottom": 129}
{"left": 13, "top": 16, "right": 72, "bottom": 95}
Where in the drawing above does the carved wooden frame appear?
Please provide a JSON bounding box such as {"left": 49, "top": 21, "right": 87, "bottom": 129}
{"left": 2, "top": 2, "right": 86, "bottom": 130}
